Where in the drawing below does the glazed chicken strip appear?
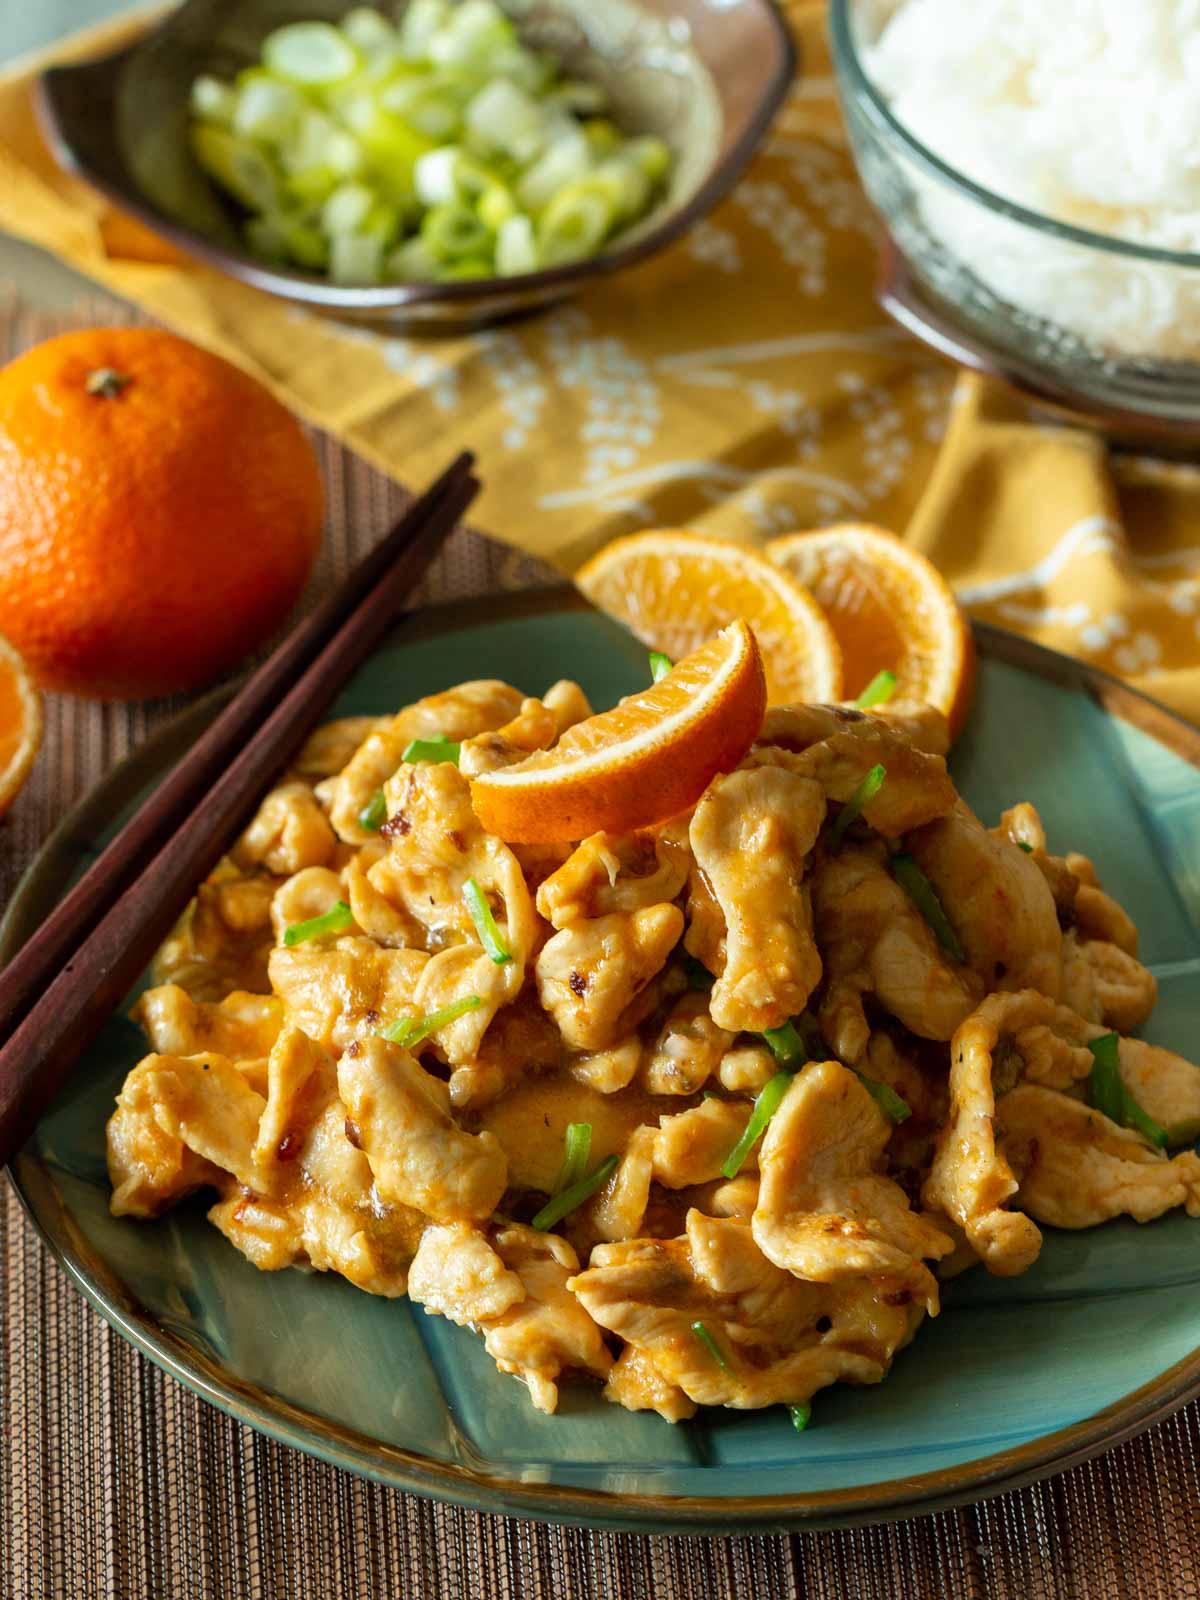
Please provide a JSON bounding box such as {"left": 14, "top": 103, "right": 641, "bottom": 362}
{"left": 751, "top": 1061, "right": 953, "bottom": 1315}
{"left": 758, "top": 701, "right": 950, "bottom": 759}
{"left": 408, "top": 1223, "right": 526, "bottom": 1325}
{"left": 1060, "top": 930, "right": 1158, "bottom": 1033}
{"left": 457, "top": 696, "right": 560, "bottom": 779}
{"left": 604, "top": 1346, "right": 697, "bottom": 1424}
{"left": 268, "top": 937, "right": 428, "bottom": 1053}
{"left": 812, "top": 842, "right": 982, "bottom": 1063}
{"left": 653, "top": 1098, "right": 755, "bottom": 1188}
{"left": 337, "top": 1037, "right": 507, "bottom": 1223}
{"left": 233, "top": 781, "right": 337, "bottom": 876}
{"left": 536, "top": 828, "right": 690, "bottom": 930}
{"left": 641, "top": 993, "right": 735, "bottom": 1096}
{"left": 753, "top": 721, "right": 957, "bottom": 835}
{"left": 923, "top": 991, "right": 1102, "bottom": 1276}
{"left": 571, "top": 1211, "right": 919, "bottom": 1411}
{"left": 133, "top": 985, "right": 284, "bottom": 1061}
{"left": 321, "top": 679, "right": 525, "bottom": 844}
{"left": 689, "top": 766, "right": 825, "bottom": 1033}
{"left": 999, "top": 1084, "right": 1200, "bottom": 1229}
{"left": 905, "top": 801, "right": 1062, "bottom": 998}
{"left": 536, "top": 903, "right": 683, "bottom": 1051}
{"left": 108, "top": 1060, "right": 224, "bottom": 1218}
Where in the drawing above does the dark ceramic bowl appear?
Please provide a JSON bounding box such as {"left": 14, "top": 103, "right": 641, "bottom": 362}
{"left": 37, "top": 0, "right": 796, "bottom": 332}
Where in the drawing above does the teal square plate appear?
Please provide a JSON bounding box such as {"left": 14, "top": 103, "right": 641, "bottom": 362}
{"left": 4, "top": 590, "right": 1200, "bottom": 1533}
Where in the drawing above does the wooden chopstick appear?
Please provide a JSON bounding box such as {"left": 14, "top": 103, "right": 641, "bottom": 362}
{"left": 0, "top": 463, "right": 480, "bottom": 1169}
{"left": 0, "top": 450, "right": 474, "bottom": 1053}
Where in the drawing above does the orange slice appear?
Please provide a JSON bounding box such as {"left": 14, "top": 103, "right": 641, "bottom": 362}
{"left": 0, "top": 630, "right": 41, "bottom": 819}
{"left": 768, "top": 523, "right": 975, "bottom": 737}
{"left": 470, "top": 621, "right": 766, "bottom": 842}
{"left": 575, "top": 530, "right": 842, "bottom": 705}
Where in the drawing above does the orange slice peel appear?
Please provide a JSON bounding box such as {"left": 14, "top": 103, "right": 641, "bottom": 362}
{"left": 470, "top": 621, "right": 766, "bottom": 843}
{"left": 0, "top": 630, "right": 42, "bottom": 820}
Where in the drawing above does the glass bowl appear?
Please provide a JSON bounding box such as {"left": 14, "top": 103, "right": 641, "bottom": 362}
{"left": 36, "top": 0, "right": 795, "bottom": 335}
{"left": 829, "top": 0, "right": 1200, "bottom": 446}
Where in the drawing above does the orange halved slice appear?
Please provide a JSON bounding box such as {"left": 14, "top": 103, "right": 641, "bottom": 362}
{"left": 0, "top": 630, "right": 41, "bottom": 819}
{"left": 767, "top": 523, "right": 975, "bottom": 737}
{"left": 575, "top": 530, "right": 842, "bottom": 705}
{"left": 470, "top": 621, "right": 766, "bottom": 842}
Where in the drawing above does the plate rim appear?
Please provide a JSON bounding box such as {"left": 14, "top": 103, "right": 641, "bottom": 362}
{"left": 5, "top": 586, "right": 1200, "bottom": 1534}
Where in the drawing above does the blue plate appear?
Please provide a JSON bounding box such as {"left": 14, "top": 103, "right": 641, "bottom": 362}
{"left": 5, "top": 590, "right": 1200, "bottom": 1532}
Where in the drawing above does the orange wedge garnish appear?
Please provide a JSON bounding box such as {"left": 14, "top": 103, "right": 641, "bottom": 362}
{"left": 470, "top": 622, "right": 766, "bottom": 842}
{"left": 768, "top": 523, "right": 975, "bottom": 737}
{"left": 575, "top": 530, "right": 842, "bottom": 705}
{"left": 0, "top": 630, "right": 41, "bottom": 820}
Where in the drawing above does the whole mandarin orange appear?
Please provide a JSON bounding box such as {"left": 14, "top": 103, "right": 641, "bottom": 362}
{"left": 0, "top": 328, "right": 324, "bottom": 699}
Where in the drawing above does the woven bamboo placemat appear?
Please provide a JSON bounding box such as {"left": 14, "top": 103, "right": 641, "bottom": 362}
{"left": 2, "top": 297, "right": 1199, "bottom": 1600}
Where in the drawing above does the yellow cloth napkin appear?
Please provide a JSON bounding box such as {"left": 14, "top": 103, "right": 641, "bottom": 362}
{"left": 3, "top": 4, "right": 1200, "bottom": 717}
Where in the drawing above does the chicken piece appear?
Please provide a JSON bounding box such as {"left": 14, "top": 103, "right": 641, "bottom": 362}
{"left": 292, "top": 716, "right": 388, "bottom": 783}
{"left": 320, "top": 680, "right": 525, "bottom": 844}
{"left": 653, "top": 1099, "right": 753, "bottom": 1188}
{"left": 689, "top": 767, "right": 825, "bottom": 1033}
{"left": 447, "top": 994, "right": 564, "bottom": 1108}
{"left": 1059, "top": 930, "right": 1157, "bottom": 1033}
{"left": 542, "top": 679, "right": 593, "bottom": 733}
{"left": 151, "top": 857, "right": 277, "bottom": 1000}
{"left": 1066, "top": 854, "right": 1140, "bottom": 954}
{"left": 718, "top": 1045, "right": 776, "bottom": 1094}
{"left": 568, "top": 1036, "right": 643, "bottom": 1094}
{"left": 751, "top": 1061, "right": 952, "bottom": 1315}
{"left": 603, "top": 1346, "right": 697, "bottom": 1423}
{"left": 536, "top": 904, "right": 683, "bottom": 1052}
{"left": 269, "top": 866, "right": 347, "bottom": 946}
{"left": 759, "top": 701, "right": 949, "bottom": 759}
{"left": 337, "top": 1036, "right": 507, "bottom": 1223}
{"left": 107, "top": 1062, "right": 223, "bottom": 1217}
{"left": 253, "top": 1027, "right": 336, "bottom": 1167}
{"left": 923, "top": 991, "right": 1101, "bottom": 1276}
{"left": 999, "top": 1084, "right": 1200, "bottom": 1229}
{"left": 408, "top": 1223, "right": 526, "bottom": 1325}
{"left": 682, "top": 855, "right": 727, "bottom": 978}
{"left": 586, "top": 1124, "right": 657, "bottom": 1242}
{"left": 1104, "top": 1035, "right": 1200, "bottom": 1146}
{"left": 341, "top": 839, "right": 426, "bottom": 949}
{"left": 268, "top": 938, "right": 428, "bottom": 1052}
{"left": 641, "top": 994, "right": 735, "bottom": 1096}
{"left": 134, "top": 1053, "right": 268, "bottom": 1193}
{"left": 688, "top": 1174, "right": 760, "bottom": 1220}
{"left": 992, "top": 803, "right": 1081, "bottom": 926}
{"left": 905, "top": 801, "right": 1062, "bottom": 998}
{"left": 458, "top": 696, "right": 559, "bottom": 778}
{"left": 132, "top": 985, "right": 284, "bottom": 1061}
{"left": 482, "top": 1225, "right": 612, "bottom": 1413}
{"left": 536, "top": 830, "right": 690, "bottom": 930}
{"left": 233, "top": 782, "right": 337, "bottom": 877}
{"left": 571, "top": 1211, "right": 917, "bottom": 1410}
{"left": 812, "top": 843, "right": 982, "bottom": 1063}
{"left": 752, "top": 724, "right": 957, "bottom": 835}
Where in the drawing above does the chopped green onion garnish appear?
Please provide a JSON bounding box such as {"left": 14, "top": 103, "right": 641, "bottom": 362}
{"left": 463, "top": 876, "right": 511, "bottom": 964}
{"left": 1087, "top": 1032, "right": 1168, "bottom": 1148}
{"left": 721, "top": 1070, "right": 795, "bottom": 1180}
{"left": 761, "top": 1020, "right": 808, "bottom": 1069}
{"left": 555, "top": 1122, "right": 592, "bottom": 1194}
{"left": 891, "top": 854, "right": 966, "bottom": 963}
{"left": 359, "top": 788, "right": 387, "bottom": 831}
{"left": 282, "top": 899, "right": 353, "bottom": 947}
{"left": 828, "top": 763, "right": 886, "bottom": 851}
{"left": 380, "top": 994, "right": 482, "bottom": 1048}
{"left": 684, "top": 955, "right": 714, "bottom": 992}
{"left": 853, "top": 1069, "right": 911, "bottom": 1124}
{"left": 649, "top": 651, "right": 673, "bottom": 683}
{"left": 1016, "top": 840, "right": 1034, "bottom": 853}
{"left": 691, "top": 1320, "right": 734, "bottom": 1376}
{"left": 789, "top": 1401, "right": 812, "bottom": 1432}
{"left": 531, "top": 1154, "right": 618, "bottom": 1231}
{"left": 855, "top": 669, "right": 897, "bottom": 709}
{"left": 402, "top": 734, "right": 460, "bottom": 765}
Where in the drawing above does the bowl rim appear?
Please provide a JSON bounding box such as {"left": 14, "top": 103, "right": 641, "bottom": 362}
{"left": 35, "top": 0, "right": 797, "bottom": 310}
{"left": 828, "top": 0, "right": 1200, "bottom": 273}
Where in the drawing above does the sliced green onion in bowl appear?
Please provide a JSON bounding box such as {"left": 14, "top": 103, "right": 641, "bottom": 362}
{"left": 721, "top": 1070, "right": 795, "bottom": 1180}
{"left": 464, "top": 876, "right": 511, "bottom": 964}
{"left": 263, "top": 22, "right": 362, "bottom": 86}
{"left": 283, "top": 899, "right": 354, "bottom": 947}
{"left": 691, "top": 1320, "right": 734, "bottom": 1376}
{"left": 531, "top": 1154, "right": 618, "bottom": 1231}
{"left": 890, "top": 854, "right": 966, "bottom": 963}
{"left": 855, "top": 669, "right": 898, "bottom": 709}
{"left": 380, "top": 993, "right": 482, "bottom": 1048}
{"left": 828, "top": 763, "right": 886, "bottom": 851}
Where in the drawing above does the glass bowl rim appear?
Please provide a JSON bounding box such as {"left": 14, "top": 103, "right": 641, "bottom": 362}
{"left": 828, "top": 0, "right": 1200, "bottom": 273}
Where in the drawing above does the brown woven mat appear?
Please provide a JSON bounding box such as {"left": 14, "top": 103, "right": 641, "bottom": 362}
{"left": 2, "top": 297, "right": 1199, "bottom": 1600}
